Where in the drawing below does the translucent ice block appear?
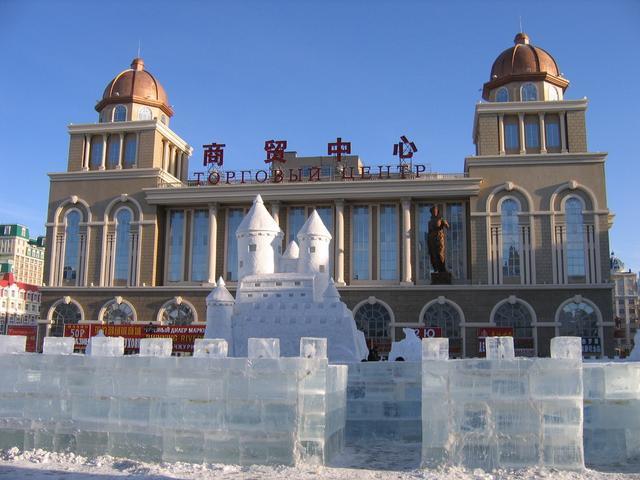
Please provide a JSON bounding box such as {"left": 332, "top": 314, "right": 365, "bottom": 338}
{"left": 43, "top": 337, "right": 75, "bottom": 355}
{"left": 88, "top": 336, "right": 124, "bottom": 356}
{"left": 550, "top": 337, "right": 582, "bottom": 360}
{"left": 193, "top": 339, "right": 228, "bottom": 358}
{"left": 485, "top": 336, "right": 514, "bottom": 360}
{"left": 422, "top": 338, "right": 449, "bottom": 360}
{"left": 0, "top": 335, "right": 26, "bottom": 354}
{"left": 139, "top": 338, "right": 173, "bottom": 357}
{"left": 300, "top": 337, "right": 327, "bottom": 359}
{"left": 248, "top": 338, "right": 280, "bottom": 359}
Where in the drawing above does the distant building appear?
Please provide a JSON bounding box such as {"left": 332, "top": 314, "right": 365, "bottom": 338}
{"left": 0, "top": 272, "right": 41, "bottom": 334}
{"left": 0, "top": 224, "right": 45, "bottom": 286}
{"left": 610, "top": 254, "right": 639, "bottom": 356}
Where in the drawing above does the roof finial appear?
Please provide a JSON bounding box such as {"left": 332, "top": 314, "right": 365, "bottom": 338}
{"left": 519, "top": 15, "right": 523, "bottom": 34}
{"left": 137, "top": 40, "right": 141, "bottom": 59}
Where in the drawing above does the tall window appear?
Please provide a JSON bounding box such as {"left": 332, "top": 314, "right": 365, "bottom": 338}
{"left": 493, "top": 300, "right": 535, "bottom": 355}
{"left": 379, "top": 205, "right": 398, "bottom": 280}
{"left": 114, "top": 105, "right": 127, "bottom": 122}
{"left": 226, "top": 208, "right": 244, "bottom": 281}
{"left": 123, "top": 134, "right": 137, "bottom": 168}
{"left": 63, "top": 211, "right": 81, "bottom": 286}
{"left": 545, "top": 115, "right": 561, "bottom": 151}
{"left": 101, "top": 300, "right": 135, "bottom": 324}
{"left": 190, "top": 210, "right": 209, "bottom": 282}
{"left": 524, "top": 115, "right": 540, "bottom": 151}
{"left": 445, "top": 203, "right": 464, "bottom": 279}
{"left": 138, "top": 107, "right": 152, "bottom": 120}
{"left": 288, "top": 207, "right": 306, "bottom": 244}
{"left": 50, "top": 301, "right": 82, "bottom": 337}
{"left": 504, "top": 116, "right": 519, "bottom": 153}
{"left": 521, "top": 83, "right": 538, "bottom": 101}
{"left": 417, "top": 203, "right": 434, "bottom": 281}
{"left": 354, "top": 301, "right": 391, "bottom": 343}
{"left": 501, "top": 199, "right": 520, "bottom": 278}
{"left": 352, "top": 206, "right": 370, "bottom": 280}
{"left": 558, "top": 300, "right": 599, "bottom": 338}
{"left": 167, "top": 210, "right": 185, "bottom": 282}
{"left": 160, "top": 300, "right": 195, "bottom": 325}
{"left": 423, "top": 301, "right": 462, "bottom": 357}
{"left": 89, "top": 136, "right": 103, "bottom": 170}
{"left": 316, "top": 206, "right": 334, "bottom": 276}
{"left": 113, "top": 209, "right": 132, "bottom": 286}
{"left": 565, "top": 198, "right": 586, "bottom": 278}
{"left": 107, "top": 136, "right": 120, "bottom": 169}
{"left": 496, "top": 87, "right": 509, "bottom": 102}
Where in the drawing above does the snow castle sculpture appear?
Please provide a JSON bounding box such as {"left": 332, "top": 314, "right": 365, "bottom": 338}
{"left": 206, "top": 195, "right": 368, "bottom": 362}
{"left": 629, "top": 330, "right": 640, "bottom": 361}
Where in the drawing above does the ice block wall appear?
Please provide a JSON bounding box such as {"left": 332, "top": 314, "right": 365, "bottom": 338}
{"left": 0, "top": 336, "right": 346, "bottom": 466}
{"left": 422, "top": 337, "right": 585, "bottom": 470}
{"left": 346, "top": 362, "right": 421, "bottom": 441}
{"left": 583, "top": 362, "right": 640, "bottom": 465}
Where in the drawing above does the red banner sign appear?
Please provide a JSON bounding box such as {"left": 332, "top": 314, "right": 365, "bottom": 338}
{"left": 63, "top": 324, "right": 205, "bottom": 354}
{"left": 414, "top": 327, "right": 442, "bottom": 338}
{"left": 477, "top": 327, "right": 513, "bottom": 356}
{"left": 7, "top": 325, "right": 37, "bottom": 352}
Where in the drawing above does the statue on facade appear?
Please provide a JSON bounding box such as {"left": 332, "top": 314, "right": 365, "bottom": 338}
{"left": 427, "top": 206, "right": 451, "bottom": 284}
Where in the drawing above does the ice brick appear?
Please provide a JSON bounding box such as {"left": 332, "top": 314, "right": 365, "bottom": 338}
{"left": 422, "top": 338, "right": 449, "bottom": 360}
{"left": 551, "top": 336, "right": 582, "bottom": 360}
{"left": 88, "top": 336, "right": 124, "bottom": 356}
{"left": 193, "top": 338, "right": 228, "bottom": 358}
{"left": 300, "top": 337, "right": 327, "bottom": 359}
{"left": 248, "top": 337, "right": 280, "bottom": 359}
{"left": 0, "top": 335, "right": 26, "bottom": 354}
{"left": 43, "top": 337, "right": 75, "bottom": 355}
{"left": 485, "top": 336, "right": 514, "bottom": 360}
{"left": 139, "top": 338, "right": 173, "bottom": 357}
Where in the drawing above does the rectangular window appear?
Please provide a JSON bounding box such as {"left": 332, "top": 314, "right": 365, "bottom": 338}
{"left": 445, "top": 203, "right": 464, "bottom": 280}
{"left": 123, "top": 134, "right": 137, "bottom": 168}
{"left": 504, "top": 116, "right": 519, "bottom": 153}
{"left": 225, "top": 208, "right": 244, "bottom": 281}
{"left": 190, "top": 210, "right": 209, "bottom": 282}
{"left": 167, "top": 210, "right": 185, "bottom": 282}
{"left": 107, "top": 137, "right": 120, "bottom": 169}
{"left": 352, "top": 206, "right": 370, "bottom": 280}
{"left": 378, "top": 205, "right": 398, "bottom": 280}
{"left": 524, "top": 115, "right": 540, "bottom": 151}
{"left": 287, "top": 207, "right": 306, "bottom": 244}
{"left": 545, "top": 115, "right": 561, "bottom": 151}
{"left": 316, "top": 206, "right": 334, "bottom": 277}
{"left": 90, "top": 137, "right": 103, "bottom": 169}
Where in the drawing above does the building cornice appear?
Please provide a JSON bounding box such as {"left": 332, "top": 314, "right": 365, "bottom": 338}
{"left": 464, "top": 152, "right": 607, "bottom": 170}
{"left": 67, "top": 120, "right": 193, "bottom": 154}
{"left": 48, "top": 168, "right": 179, "bottom": 184}
{"left": 142, "top": 177, "right": 484, "bottom": 205}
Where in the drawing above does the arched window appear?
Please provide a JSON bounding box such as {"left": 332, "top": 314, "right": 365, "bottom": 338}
{"left": 107, "top": 136, "right": 120, "bottom": 169}
{"left": 101, "top": 299, "right": 136, "bottom": 324}
{"left": 113, "top": 105, "right": 127, "bottom": 122}
{"left": 493, "top": 299, "right": 535, "bottom": 355}
{"left": 89, "top": 136, "right": 103, "bottom": 170}
{"left": 138, "top": 107, "right": 152, "bottom": 121}
{"left": 50, "top": 300, "right": 83, "bottom": 337}
{"left": 123, "top": 134, "right": 137, "bottom": 168}
{"left": 422, "top": 300, "right": 463, "bottom": 357}
{"left": 501, "top": 199, "right": 521, "bottom": 278}
{"left": 354, "top": 301, "right": 392, "bottom": 343}
{"left": 558, "top": 300, "right": 599, "bottom": 338}
{"left": 159, "top": 299, "right": 195, "bottom": 325}
{"left": 565, "top": 198, "right": 586, "bottom": 278}
{"left": 113, "top": 209, "right": 132, "bottom": 286}
{"left": 62, "top": 211, "right": 81, "bottom": 286}
{"left": 521, "top": 83, "right": 538, "bottom": 101}
{"left": 496, "top": 87, "right": 509, "bottom": 102}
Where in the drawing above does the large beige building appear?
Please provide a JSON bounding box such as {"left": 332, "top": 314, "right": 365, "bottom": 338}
{"left": 0, "top": 224, "right": 45, "bottom": 286}
{"left": 40, "top": 33, "right": 615, "bottom": 357}
{"left": 610, "top": 254, "right": 639, "bottom": 356}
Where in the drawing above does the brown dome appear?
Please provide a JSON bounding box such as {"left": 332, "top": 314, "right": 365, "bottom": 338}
{"left": 482, "top": 33, "right": 569, "bottom": 100}
{"left": 95, "top": 58, "right": 174, "bottom": 116}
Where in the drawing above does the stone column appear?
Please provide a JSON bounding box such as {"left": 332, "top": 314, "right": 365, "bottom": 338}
{"left": 117, "top": 133, "right": 124, "bottom": 169}
{"left": 100, "top": 134, "right": 107, "bottom": 170}
{"left": 538, "top": 112, "right": 547, "bottom": 154}
{"left": 162, "top": 140, "right": 170, "bottom": 171}
{"left": 498, "top": 114, "right": 505, "bottom": 155}
{"left": 169, "top": 145, "right": 176, "bottom": 176}
{"left": 335, "top": 199, "right": 345, "bottom": 285}
{"left": 208, "top": 204, "right": 218, "bottom": 284}
{"left": 134, "top": 132, "right": 140, "bottom": 167}
{"left": 518, "top": 113, "right": 526, "bottom": 154}
{"left": 401, "top": 198, "right": 412, "bottom": 285}
{"left": 83, "top": 135, "right": 91, "bottom": 170}
{"left": 175, "top": 151, "right": 182, "bottom": 180}
{"left": 559, "top": 111, "right": 568, "bottom": 153}
{"left": 181, "top": 152, "right": 189, "bottom": 181}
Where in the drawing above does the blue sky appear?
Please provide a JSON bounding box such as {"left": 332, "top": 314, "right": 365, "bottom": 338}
{"left": 1, "top": 0, "right": 638, "bottom": 272}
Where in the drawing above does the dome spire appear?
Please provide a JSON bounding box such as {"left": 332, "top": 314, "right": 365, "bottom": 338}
{"left": 131, "top": 57, "right": 145, "bottom": 71}
{"left": 514, "top": 32, "right": 529, "bottom": 45}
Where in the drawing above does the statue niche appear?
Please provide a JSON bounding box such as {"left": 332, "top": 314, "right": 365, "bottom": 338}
{"left": 427, "top": 206, "right": 452, "bottom": 284}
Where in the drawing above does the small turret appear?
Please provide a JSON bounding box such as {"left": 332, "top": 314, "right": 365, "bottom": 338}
{"left": 205, "top": 277, "right": 235, "bottom": 353}
{"left": 281, "top": 240, "right": 300, "bottom": 273}
{"left": 297, "top": 209, "right": 331, "bottom": 275}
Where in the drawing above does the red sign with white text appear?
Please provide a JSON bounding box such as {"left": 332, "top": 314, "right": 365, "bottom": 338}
{"left": 414, "top": 327, "right": 442, "bottom": 338}
{"left": 7, "top": 325, "right": 37, "bottom": 352}
{"left": 477, "top": 327, "right": 513, "bottom": 356}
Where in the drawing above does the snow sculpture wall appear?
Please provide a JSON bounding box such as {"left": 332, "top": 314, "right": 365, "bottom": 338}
{"left": 206, "top": 195, "right": 368, "bottom": 363}
{"left": 388, "top": 328, "right": 422, "bottom": 362}
{"left": 346, "top": 362, "right": 422, "bottom": 441}
{"left": 629, "top": 330, "right": 640, "bottom": 361}
{"left": 0, "top": 336, "right": 347, "bottom": 466}
{"left": 583, "top": 362, "right": 640, "bottom": 465}
{"left": 421, "top": 336, "right": 585, "bottom": 470}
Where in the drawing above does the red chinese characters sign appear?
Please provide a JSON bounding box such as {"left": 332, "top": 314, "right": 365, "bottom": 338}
{"left": 264, "top": 140, "right": 287, "bottom": 164}
{"left": 7, "top": 325, "right": 37, "bottom": 352}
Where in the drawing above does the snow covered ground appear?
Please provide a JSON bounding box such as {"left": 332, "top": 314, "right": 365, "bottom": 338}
{"left": 0, "top": 442, "right": 638, "bottom": 480}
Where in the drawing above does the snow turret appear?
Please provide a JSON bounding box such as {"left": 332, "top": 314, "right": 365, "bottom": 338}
{"left": 281, "top": 240, "right": 300, "bottom": 273}
{"left": 297, "top": 210, "right": 331, "bottom": 275}
{"left": 323, "top": 277, "right": 341, "bottom": 301}
{"left": 205, "top": 277, "right": 235, "bottom": 354}
{"left": 236, "top": 195, "right": 282, "bottom": 280}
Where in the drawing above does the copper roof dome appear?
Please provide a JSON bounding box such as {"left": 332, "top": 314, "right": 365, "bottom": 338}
{"left": 482, "top": 33, "right": 569, "bottom": 100}
{"left": 95, "top": 58, "right": 174, "bottom": 116}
